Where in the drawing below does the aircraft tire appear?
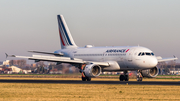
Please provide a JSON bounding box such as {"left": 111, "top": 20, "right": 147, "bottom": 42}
{"left": 86, "top": 77, "right": 91, "bottom": 81}
{"left": 119, "top": 75, "right": 125, "bottom": 81}
{"left": 139, "top": 77, "right": 143, "bottom": 81}
{"left": 137, "top": 77, "right": 143, "bottom": 81}
{"left": 82, "top": 77, "right": 86, "bottom": 81}
{"left": 125, "top": 75, "right": 129, "bottom": 81}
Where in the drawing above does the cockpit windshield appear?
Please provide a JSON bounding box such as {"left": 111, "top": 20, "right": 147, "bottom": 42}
{"left": 138, "top": 52, "right": 154, "bottom": 56}
{"left": 151, "top": 53, "right": 154, "bottom": 56}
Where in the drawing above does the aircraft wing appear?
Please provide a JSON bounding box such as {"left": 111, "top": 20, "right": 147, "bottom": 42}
{"left": 156, "top": 56, "right": 178, "bottom": 62}
{"left": 28, "top": 51, "right": 64, "bottom": 56}
{"left": 6, "top": 54, "right": 109, "bottom": 67}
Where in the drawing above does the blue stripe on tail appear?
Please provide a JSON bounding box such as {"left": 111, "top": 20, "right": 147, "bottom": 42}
{"left": 57, "top": 15, "right": 73, "bottom": 46}
{"left": 57, "top": 16, "right": 69, "bottom": 45}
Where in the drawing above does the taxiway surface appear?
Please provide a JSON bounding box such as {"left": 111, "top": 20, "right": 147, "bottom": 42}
{"left": 0, "top": 79, "right": 180, "bottom": 85}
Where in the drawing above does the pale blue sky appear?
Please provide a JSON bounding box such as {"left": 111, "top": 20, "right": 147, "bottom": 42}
{"left": 0, "top": 0, "right": 180, "bottom": 62}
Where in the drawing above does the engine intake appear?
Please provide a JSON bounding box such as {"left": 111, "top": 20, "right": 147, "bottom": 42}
{"left": 84, "top": 64, "right": 101, "bottom": 77}
{"left": 141, "top": 66, "right": 159, "bottom": 78}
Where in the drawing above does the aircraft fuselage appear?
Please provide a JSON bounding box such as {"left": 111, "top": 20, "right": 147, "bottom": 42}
{"left": 54, "top": 46, "right": 158, "bottom": 71}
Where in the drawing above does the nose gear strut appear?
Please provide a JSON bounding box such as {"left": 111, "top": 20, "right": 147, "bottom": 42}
{"left": 137, "top": 70, "right": 143, "bottom": 81}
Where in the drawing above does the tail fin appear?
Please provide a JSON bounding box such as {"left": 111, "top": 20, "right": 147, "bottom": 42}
{"left": 57, "top": 15, "right": 77, "bottom": 49}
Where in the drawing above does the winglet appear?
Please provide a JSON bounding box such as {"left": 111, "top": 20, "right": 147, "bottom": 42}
{"left": 5, "top": 53, "right": 16, "bottom": 58}
{"left": 5, "top": 53, "right": 8, "bottom": 58}
{"left": 173, "top": 55, "right": 177, "bottom": 61}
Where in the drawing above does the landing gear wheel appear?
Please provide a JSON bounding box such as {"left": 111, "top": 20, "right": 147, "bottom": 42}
{"left": 119, "top": 75, "right": 124, "bottom": 81}
{"left": 137, "top": 77, "right": 143, "bottom": 81}
{"left": 82, "top": 76, "right": 91, "bottom": 81}
{"left": 119, "top": 70, "right": 129, "bottom": 81}
{"left": 86, "top": 77, "right": 91, "bottom": 81}
{"left": 82, "top": 77, "right": 86, "bottom": 81}
{"left": 125, "top": 75, "right": 129, "bottom": 81}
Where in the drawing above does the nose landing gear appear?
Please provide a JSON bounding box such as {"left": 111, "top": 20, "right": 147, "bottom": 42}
{"left": 137, "top": 70, "right": 143, "bottom": 81}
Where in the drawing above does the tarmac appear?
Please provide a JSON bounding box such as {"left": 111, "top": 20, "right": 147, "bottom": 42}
{"left": 0, "top": 79, "right": 180, "bottom": 85}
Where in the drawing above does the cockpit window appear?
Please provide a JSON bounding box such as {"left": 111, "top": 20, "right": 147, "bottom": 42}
{"left": 141, "top": 52, "right": 145, "bottom": 56}
{"left": 151, "top": 53, "right": 154, "bottom": 56}
{"left": 145, "top": 53, "right": 151, "bottom": 56}
{"left": 138, "top": 52, "right": 155, "bottom": 56}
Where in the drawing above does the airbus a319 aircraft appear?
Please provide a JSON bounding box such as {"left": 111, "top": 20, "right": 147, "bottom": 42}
{"left": 8, "top": 15, "right": 178, "bottom": 81}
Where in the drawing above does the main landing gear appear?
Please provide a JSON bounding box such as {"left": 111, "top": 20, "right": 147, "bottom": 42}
{"left": 119, "top": 70, "right": 129, "bottom": 81}
{"left": 137, "top": 70, "right": 143, "bottom": 81}
{"left": 82, "top": 76, "right": 91, "bottom": 81}
{"left": 80, "top": 64, "right": 91, "bottom": 81}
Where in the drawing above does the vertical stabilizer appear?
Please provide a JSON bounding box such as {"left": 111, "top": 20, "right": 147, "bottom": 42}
{"left": 57, "top": 15, "right": 77, "bottom": 49}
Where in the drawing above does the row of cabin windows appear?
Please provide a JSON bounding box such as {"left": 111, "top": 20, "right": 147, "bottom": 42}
{"left": 138, "top": 52, "right": 154, "bottom": 56}
{"left": 74, "top": 54, "right": 126, "bottom": 56}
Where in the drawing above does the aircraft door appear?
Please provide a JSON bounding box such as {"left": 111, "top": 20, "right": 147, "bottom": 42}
{"left": 127, "top": 49, "right": 134, "bottom": 61}
{"left": 126, "top": 49, "right": 135, "bottom": 68}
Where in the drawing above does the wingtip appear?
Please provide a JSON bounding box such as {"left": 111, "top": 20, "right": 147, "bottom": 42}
{"left": 173, "top": 55, "right": 178, "bottom": 61}
{"left": 5, "top": 53, "right": 16, "bottom": 58}
{"left": 5, "top": 53, "right": 8, "bottom": 58}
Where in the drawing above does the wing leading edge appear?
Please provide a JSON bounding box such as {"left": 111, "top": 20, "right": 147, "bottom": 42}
{"left": 156, "top": 56, "right": 178, "bottom": 62}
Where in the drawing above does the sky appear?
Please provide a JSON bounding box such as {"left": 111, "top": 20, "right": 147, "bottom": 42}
{"left": 0, "top": 0, "right": 180, "bottom": 63}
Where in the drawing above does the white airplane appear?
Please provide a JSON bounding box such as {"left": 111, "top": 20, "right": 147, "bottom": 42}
{"left": 7, "top": 15, "right": 178, "bottom": 81}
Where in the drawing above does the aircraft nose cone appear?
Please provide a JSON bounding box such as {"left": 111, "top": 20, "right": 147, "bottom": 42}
{"left": 150, "top": 57, "right": 158, "bottom": 67}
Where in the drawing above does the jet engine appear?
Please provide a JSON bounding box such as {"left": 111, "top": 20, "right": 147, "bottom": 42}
{"left": 141, "top": 66, "right": 159, "bottom": 78}
{"left": 84, "top": 64, "right": 101, "bottom": 77}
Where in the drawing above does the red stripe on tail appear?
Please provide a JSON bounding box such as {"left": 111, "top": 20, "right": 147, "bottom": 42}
{"left": 59, "top": 29, "right": 65, "bottom": 46}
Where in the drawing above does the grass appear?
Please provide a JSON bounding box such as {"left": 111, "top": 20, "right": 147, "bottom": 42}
{"left": 0, "top": 82, "right": 180, "bottom": 101}
{"left": 0, "top": 77, "right": 180, "bottom": 101}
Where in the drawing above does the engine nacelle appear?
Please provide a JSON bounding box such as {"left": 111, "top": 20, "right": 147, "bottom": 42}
{"left": 141, "top": 66, "right": 159, "bottom": 78}
{"left": 84, "top": 64, "right": 101, "bottom": 77}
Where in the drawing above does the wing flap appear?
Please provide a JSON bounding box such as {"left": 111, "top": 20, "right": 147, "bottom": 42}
{"left": 7, "top": 54, "right": 110, "bottom": 67}
{"left": 28, "top": 51, "right": 64, "bottom": 56}
{"left": 11, "top": 54, "right": 84, "bottom": 64}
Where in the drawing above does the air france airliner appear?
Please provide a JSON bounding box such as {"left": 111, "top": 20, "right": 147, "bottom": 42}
{"left": 7, "top": 15, "right": 178, "bottom": 81}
